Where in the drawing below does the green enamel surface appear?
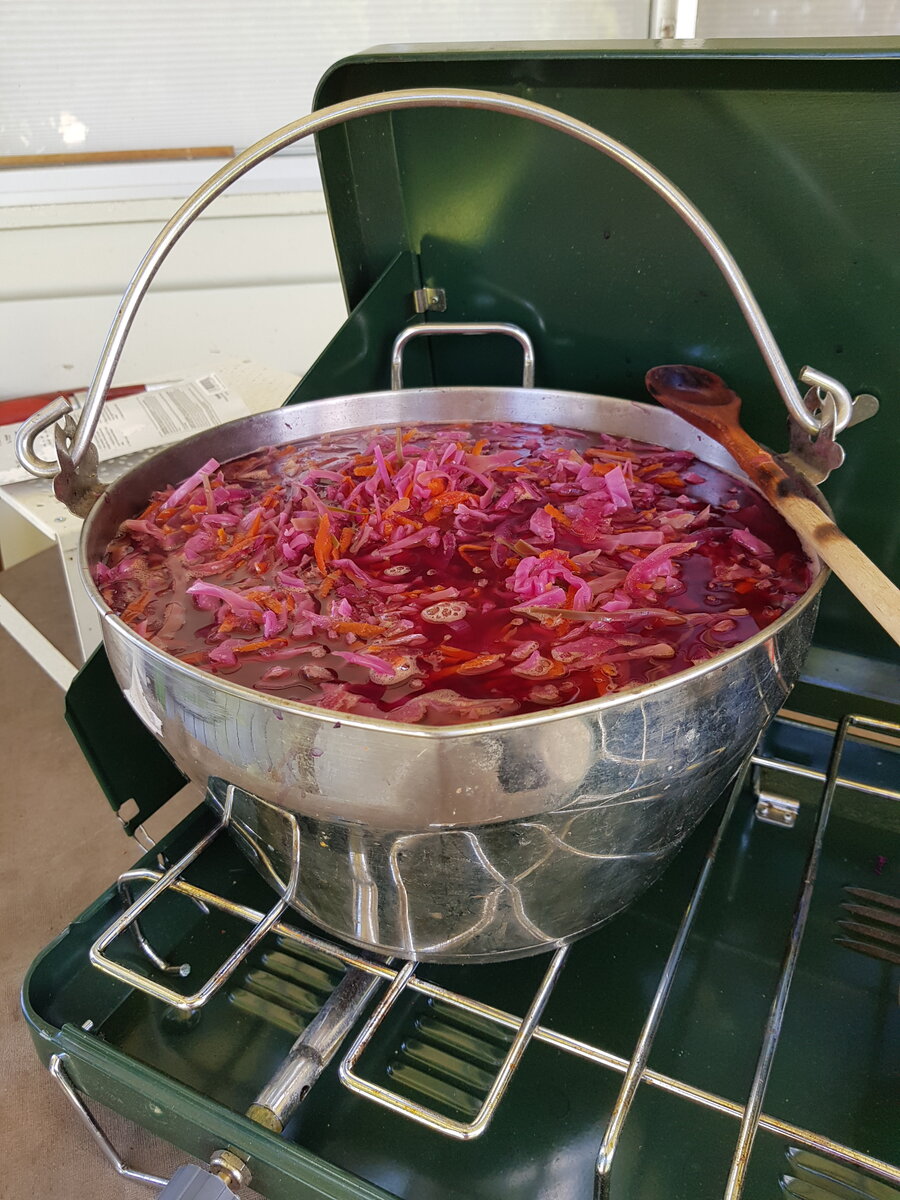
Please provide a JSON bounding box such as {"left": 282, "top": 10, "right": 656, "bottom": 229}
{"left": 22, "top": 717, "right": 900, "bottom": 1200}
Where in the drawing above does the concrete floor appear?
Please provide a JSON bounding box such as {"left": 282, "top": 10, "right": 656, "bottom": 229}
{"left": 0, "top": 550, "right": 262, "bottom": 1198}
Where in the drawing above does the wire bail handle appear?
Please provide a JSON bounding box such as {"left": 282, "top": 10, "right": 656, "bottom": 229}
{"left": 16, "top": 87, "right": 859, "bottom": 512}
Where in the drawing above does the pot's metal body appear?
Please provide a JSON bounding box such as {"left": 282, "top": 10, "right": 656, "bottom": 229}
{"left": 82, "top": 385, "right": 824, "bottom": 962}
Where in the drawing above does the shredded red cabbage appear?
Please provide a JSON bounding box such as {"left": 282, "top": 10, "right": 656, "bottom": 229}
{"left": 97, "top": 421, "right": 812, "bottom": 725}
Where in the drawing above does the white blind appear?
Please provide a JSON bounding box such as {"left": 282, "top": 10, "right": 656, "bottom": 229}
{"left": 0, "top": 2, "right": 648, "bottom": 159}
{"left": 697, "top": 0, "right": 900, "bottom": 37}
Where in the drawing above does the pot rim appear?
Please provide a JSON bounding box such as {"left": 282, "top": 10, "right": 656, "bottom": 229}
{"left": 80, "top": 388, "right": 828, "bottom": 741}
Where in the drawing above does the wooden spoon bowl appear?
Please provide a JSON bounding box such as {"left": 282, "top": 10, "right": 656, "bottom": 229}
{"left": 645, "top": 365, "right": 900, "bottom": 647}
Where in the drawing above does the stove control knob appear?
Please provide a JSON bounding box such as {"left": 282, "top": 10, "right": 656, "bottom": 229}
{"left": 158, "top": 1164, "right": 238, "bottom": 1198}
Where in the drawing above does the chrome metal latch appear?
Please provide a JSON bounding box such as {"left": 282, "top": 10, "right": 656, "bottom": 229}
{"left": 779, "top": 367, "right": 879, "bottom": 485}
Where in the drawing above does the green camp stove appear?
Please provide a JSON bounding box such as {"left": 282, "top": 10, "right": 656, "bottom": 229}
{"left": 22, "top": 41, "right": 900, "bottom": 1200}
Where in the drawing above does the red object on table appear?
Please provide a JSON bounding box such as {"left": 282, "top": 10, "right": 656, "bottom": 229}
{"left": 0, "top": 385, "right": 147, "bottom": 427}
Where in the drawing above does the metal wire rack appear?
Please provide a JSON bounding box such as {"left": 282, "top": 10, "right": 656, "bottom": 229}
{"left": 71, "top": 712, "right": 900, "bottom": 1199}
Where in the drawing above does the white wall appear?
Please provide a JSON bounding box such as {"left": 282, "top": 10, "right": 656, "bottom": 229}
{"left": 0, "top": 190, "right": 346, "bottom": 401}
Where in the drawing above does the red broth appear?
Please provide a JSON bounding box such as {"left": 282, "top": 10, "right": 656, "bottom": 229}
{"left": 96, "top": 421, "right": 812, "bottom": 725}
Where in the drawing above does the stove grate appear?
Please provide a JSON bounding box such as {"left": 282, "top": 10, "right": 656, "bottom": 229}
{"left": 71, "top": 713, "right": 900, "bottom": 1198}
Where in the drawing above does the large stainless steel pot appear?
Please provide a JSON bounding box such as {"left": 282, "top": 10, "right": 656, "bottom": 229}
{"left": 18, "top": 89, "right": 844, "bottom": 962}
{"left": 78, "top": 367, "right": 826, "bottom": 961}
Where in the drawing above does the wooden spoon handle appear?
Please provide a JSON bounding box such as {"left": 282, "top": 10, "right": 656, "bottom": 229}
{"left": 645, "top": 364, "right": 900, "bottom": 644}
{"left": 772, "top": 492, "right": 900, "bottom": 646}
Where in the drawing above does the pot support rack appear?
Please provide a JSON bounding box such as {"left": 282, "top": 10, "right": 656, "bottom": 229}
{"left": 53, "top": 711, "right": 900, "bottom": 1199}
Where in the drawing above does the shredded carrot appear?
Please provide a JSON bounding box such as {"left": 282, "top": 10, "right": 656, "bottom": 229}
{"left": 334, "top": 620, "right": 383, "bottom": 638}
{"left": 139, "top": 498, "right": 163, "bottom": 521}
{"left": 591, "top": 671, "right": 611, "bottom": 696}
{"left": 216, "top": 527, "right": 228, "bottom": 545}
{"left": 734, "top": 579, "right": 757, "bottom": 594}
{"left": 457, "top": 542, "right": 489, "bottom": 565}
{"left": 440, "top": 645, "right": 479, "bottom": 662}
{"left": 383, "top": 496, "right": 412, "bottom": 518}
{"left": 584, "top": 448, "right": 634, "bottom": 461}
{"left": 234, "top": 638, "right": 288, "bottom": 654}
{"left": 471, "top": 438, "right": 488, "bottom": 456}
{"left": 314, "top": 513, "right": 333, "bottom": 576}
{"left": 353, "top": 464, "right": 377, "bottom": 477}
{"left": 543, "top": 503, "right": 571, "bottom": 527}
{"left": 497, "top": 620, "right": 523, "bottom": 641}
{"left": 121, "top": 591, "right": 153, "bottom": 623}
{"left": 423, "top": 490, "right": 477, "bottom": 522}
{"left": 456, "top": 653, "right": 504, "bottom": 675}
{"left": 338, "top": 526, "right": 354, "bottom": 554}
{"left": 429, "top": 663, "right": 468, "bottom": 680}
{"left": 652, "top": 471, "right": 686, "bottom": 489}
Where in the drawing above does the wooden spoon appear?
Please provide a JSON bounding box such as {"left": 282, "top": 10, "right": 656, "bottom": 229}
{"left": 645, "top": 364, "right": 900, "bottom": 647}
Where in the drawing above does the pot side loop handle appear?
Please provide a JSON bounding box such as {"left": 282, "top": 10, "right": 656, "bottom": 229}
{"left": 390, "top": 321, "right": 535, "bottom": 391}
{"left": 16, "top": 86, "right": 831, "bottom": 493}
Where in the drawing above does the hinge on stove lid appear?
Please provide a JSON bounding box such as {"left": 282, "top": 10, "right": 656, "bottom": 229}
{"left": 64, "top": 647, "right": 188, "bottom": 837}
{"left": 412, "top": 286, "right": 447, "bottom": 313}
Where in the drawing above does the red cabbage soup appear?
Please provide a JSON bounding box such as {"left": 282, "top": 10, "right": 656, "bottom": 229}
{"left": 96, "top": 422, "right": 812, "bottom": 726}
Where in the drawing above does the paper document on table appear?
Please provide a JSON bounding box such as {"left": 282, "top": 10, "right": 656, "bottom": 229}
{"left": 0, "top": 374, "right": 250, "bottom": 486}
